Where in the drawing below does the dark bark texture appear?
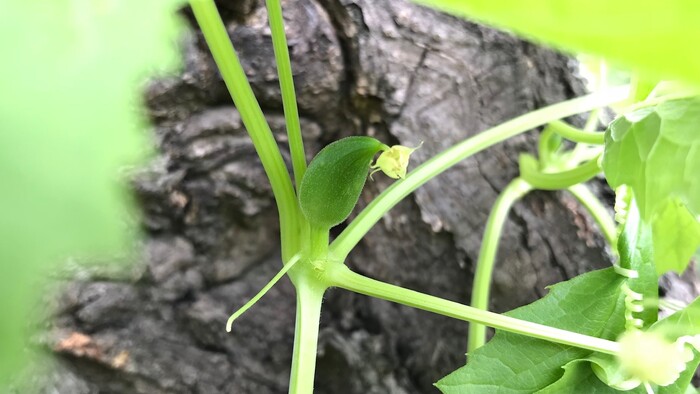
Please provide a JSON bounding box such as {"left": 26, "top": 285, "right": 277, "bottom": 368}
{"left": 19, "top": 0, "right": 697, "bottom": 393}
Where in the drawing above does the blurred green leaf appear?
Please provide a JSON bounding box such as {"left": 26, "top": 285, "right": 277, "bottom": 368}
{"left": 604, "top": 98, "right": 700, "bottom": 218}
{"left": 651, "top": 200, "right": 700, "bottom": 274}
{"left": 0, "top": 0, "right": 183, "bottom": 383}
{"left": 411, "top": 0, "right": 700, "bottom": 85}
{"left": 651, "top": 296, "right": 700, "bottom": 337}
{"left": 603, "top": 98, "right": 700, "bottom": 274}
{"left": 650, "top": 297, "right": 700, "bottom": 393}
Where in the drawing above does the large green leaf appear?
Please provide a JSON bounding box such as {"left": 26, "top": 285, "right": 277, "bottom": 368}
{"left": 437, "top": 201, "right": 658, "bottom": 393}
{"left": 603, "top": 98, "right": 700, "bottom": 274}
{"left": 436, "top": 268, "right": 627, "bottom": 393}
{"left": 0, "top": 0, "right": 183, "bottom": 383}
{"left": 411, "top": 0, "right": 700, "bottom": 85}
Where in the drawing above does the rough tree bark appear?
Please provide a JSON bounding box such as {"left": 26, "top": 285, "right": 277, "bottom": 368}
{"left": 23, "top": 1, "right": 696, "bottom": 393}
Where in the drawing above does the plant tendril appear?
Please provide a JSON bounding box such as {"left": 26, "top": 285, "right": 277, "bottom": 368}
{"left": 226, "top": 254, "right": 302, "bottom": 332}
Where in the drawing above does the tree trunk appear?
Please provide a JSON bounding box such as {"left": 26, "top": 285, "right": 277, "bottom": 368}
{"left": 29, "top": 0, "right": 632, "bottom": 393}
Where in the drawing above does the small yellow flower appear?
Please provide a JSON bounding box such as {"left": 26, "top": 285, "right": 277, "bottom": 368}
{"left": 370, "top": 142, "right": 422, "bottom": 179}
{"left": 617, "top": 329, "right": 696, "bottom": 387}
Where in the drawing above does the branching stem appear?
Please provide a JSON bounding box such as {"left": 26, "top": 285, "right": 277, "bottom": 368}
{"left": 468, "top": 178, "right": 532, "bottom": 353}
{"left": 330, "top": 86, "right": 630, "bottom": 262}
{"left": 327, "top": 265, "right": 621, "bottom": 355}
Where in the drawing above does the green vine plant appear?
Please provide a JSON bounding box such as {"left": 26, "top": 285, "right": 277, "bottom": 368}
{"left": 188, "top": 0, "right": 700, "bottom": 393}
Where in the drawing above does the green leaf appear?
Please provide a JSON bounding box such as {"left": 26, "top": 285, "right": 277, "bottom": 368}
{"left": 410, "top": 0, "right": 700, "bottom": 86}
{"left": 436, "top": 269, "right": 627, "bottom": 393}
{"left": 299, "top": 137, "right": 384, "bottom": 229}
{"left": 604, "top": 98, "right": 700, "bottom": 219}
{"left": 668, "top": 353, "right": 700, "bottom": 394}
{"left": 651, "top": 296, "right": 700, "bottom": 340}
{"left": 437, "top": 195, "right": 658, "bottom": 394}
{"left": 0, "top": 0, "right": 183, "bottom": 383}
{"left": 587, "top": 354, "right": 645, "bottom": 392}
{"left": 684, "top": 385, "right": 699, "bottom": 394}
{"left": 651, "top": 200, "right": 700, "bottom": 274}
{"left": 552, "top": 201, "right": 666, "bottom": 392}
{"left": 437, "top": 203, "right": 659, "bottom": 393}
{"left": 537, "top": 360, "right": 645, "bottom": 393}
{"left": 603, "top": 98, "right": 700, "bottom": 274}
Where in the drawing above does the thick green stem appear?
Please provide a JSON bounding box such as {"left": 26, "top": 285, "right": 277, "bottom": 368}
{"left": 308, "top": 225, "right": 329, "bottom": 260}
{"left": 327, "top": 265, "right": 620, "bottom": 355}
{"left": 190, "top": 0, "right": 300, "bottom": 261}
{"left": 567, "top": 183, "right": 618, "bottom": 248}
{"left": 468, "top": 178, "right": 533, "bottom": 353}
{"left": 547, "top": 120, "right": 604, "bottom": 144}
{"left": 288, "top": 280, "right": 325, "bottom": 394}
{"left": 329, "top": 86, "right": 629, "bottom": 262}
{"left": 265, "top": 0, "right": 306, "bottom": 189}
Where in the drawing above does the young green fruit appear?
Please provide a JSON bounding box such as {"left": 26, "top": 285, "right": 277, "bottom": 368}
{"left": 299, "top": 136, "right": 384, "bottom": 229}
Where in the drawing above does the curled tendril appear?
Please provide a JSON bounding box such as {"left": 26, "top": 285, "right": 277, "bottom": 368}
{"left": 621, "top": 283, "right": 645, "bottom": 329}
{"left": 614, "top": 185, "right": 632, "bottom": 226}
{"left": 614, "top": 265, "right": 644, "bottom": 330}
{"left": 613, "top": 264, "right": 700, "bottom": 390}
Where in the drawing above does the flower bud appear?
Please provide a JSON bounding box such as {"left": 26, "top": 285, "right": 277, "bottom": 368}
{"left": 617, "top": 329, "right": 694, "bottom": 387}
{"left": 371, "top": 142, "right": 422, "bottom": 179}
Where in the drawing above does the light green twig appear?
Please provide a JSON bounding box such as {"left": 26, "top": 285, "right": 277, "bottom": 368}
{"left": 265, "top": 0, "right": 307, "bottom": 189}
{"left": 226, "top": 254, "right": 302, "bottom": 332}
{"left": 327, "top": 264, "right": 621, "bottom": 355}
{"left": 567, "top": 183, "right": 618, "bottom": 248}
{"left": 468, "top": 178, "right": 533, "bottom": 353}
